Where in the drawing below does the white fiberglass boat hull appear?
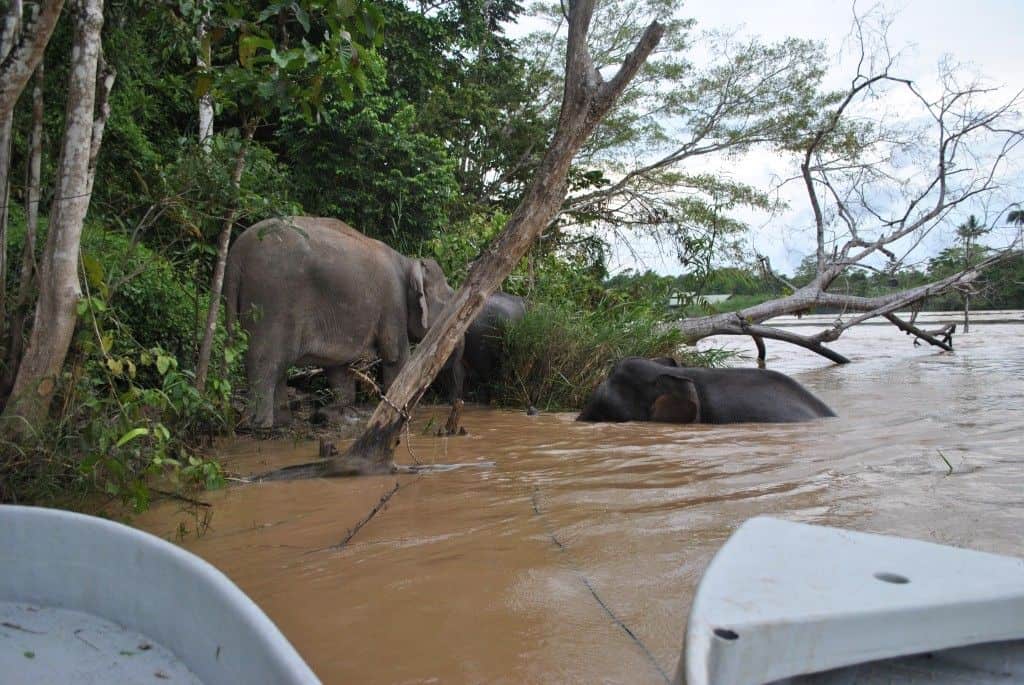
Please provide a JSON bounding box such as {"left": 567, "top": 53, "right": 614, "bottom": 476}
{"left": 678, "top": 517, "right": 1024, "bottom": 685}
{"left": 0, "top": 505, "right": 319, "bottom": 684}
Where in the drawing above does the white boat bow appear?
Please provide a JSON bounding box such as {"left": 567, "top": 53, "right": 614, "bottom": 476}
{"left": 0, "top": 505, "right": 319, "bottom": 684}
{"left": 678, "top": 517, "right": 1024, "bottom": 685}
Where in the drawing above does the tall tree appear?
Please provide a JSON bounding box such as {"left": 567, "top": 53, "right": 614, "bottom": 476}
{"left": 332, "top": 0, "right": 665, "bottom": 474}
{"left": 3, "top": 0, "right": 113, "bottom": 430}
{"left": 0, "top": 0, "right": 64, "bottom": 122}
{"left": 0, "top": 0, "right": 24, "bottom": 331}
{"left": 0, "top": 63, "right": 45, "bottom": 400}
{"left": 518, "top": 0, "right": 831, "bottom": 268}
{"left": 956, "top": 215, "right": 990, "bottom": 332}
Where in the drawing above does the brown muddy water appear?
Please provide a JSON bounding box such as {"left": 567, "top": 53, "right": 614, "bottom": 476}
{"left": 135, "top": 312, "right": 1024, "bottom": 684}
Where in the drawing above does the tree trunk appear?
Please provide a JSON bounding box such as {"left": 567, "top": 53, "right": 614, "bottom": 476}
{"left": 332, "top": 0, "right": 665, "bottom": 474}
{"left": 2, "top": 0, "right": 104, "bottom": 431}
{"left": 197, "top": 2, "right": 213, "bottom": 148}
{"left": 194, "top": 120, "right": 254, "bottom": 391}
{"left": 0, "top": 0, "right": 24, "bottom": 331}
{"left": 0, "top": 0, "right": 63, "bottom": 123}
{"left": 0, "top": 63, "right": 43, "bottom": 402}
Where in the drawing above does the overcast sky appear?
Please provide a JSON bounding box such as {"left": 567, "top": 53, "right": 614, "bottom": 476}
{"left": 602, "top": 0, "right": 1024, "bottom": 277}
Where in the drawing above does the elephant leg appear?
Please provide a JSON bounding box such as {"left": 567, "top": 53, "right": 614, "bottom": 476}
{"left": 328, "top": 366, "right": 357, "bottom": 406}
{"left": 246, "top": 342, "right": 283, "bottom": 430}
{"left": 273, "top": 373, "right": 292, "bottom": 427}
{"left": 379, "top": 342, "right": 409, "bottom": 395}
{"left": 323, "top": 366, "right": 360, "bottom": 419}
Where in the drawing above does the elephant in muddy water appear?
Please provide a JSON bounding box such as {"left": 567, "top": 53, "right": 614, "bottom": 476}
{"left": 430, "top": 292, "right": 526, "bottom": 403}
{"left": 576, "top": 357, "right": 836, "bottom": 424}
{"left": 462, "top": 292, "right": 527, "bottom": 402}
{"left": 225, "top": 217, "right": 456, "bottom": 429}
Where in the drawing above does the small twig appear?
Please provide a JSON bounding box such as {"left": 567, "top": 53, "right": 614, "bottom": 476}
{"left": 151, "top": 488, "right": 211, "bottom": 508}
{"left": 937, "top": 449, "right": 954, "bottom": 475}
{"left": 74, "top": 628, "right": 100, "bottom": 650}
{"left": 305, "top": 481, "right": 403, "bottom": 554}
{"left": 2, "top": 621, "right": 45, "bottom": 635}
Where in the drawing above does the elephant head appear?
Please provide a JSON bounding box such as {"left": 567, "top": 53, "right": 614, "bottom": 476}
{"left": 406, "top": 257, "right": 454, "bottom": 341}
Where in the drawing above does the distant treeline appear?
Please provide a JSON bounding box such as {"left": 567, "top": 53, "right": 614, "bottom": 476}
{"left": 607, "top": 248, "right": 1024, "bottom": 316}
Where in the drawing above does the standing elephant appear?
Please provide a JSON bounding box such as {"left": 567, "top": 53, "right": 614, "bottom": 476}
{"left": 225, "top": 217, "right": 455, "bottom": 429}
{"left": 577, "top": 357, "right": 835, "bottom": 423}
{"left": 429, "top": 292, "right": 527, "bottom": 403}
{"left": 462, "top": 292, "right": 527, "bottom": 402}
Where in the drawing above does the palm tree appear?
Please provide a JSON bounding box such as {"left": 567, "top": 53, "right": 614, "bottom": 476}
{"left": 1008, "top": 206, "right": 1024, "bottom": 248}
{"left": 956, "top": 215, "right": 990, "bottom": 332}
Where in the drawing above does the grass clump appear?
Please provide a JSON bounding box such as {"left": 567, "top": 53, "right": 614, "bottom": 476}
{"left": 491, "top": 298, "right": 725, "bottom": 411}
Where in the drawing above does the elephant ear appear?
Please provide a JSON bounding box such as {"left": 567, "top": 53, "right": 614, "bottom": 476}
{"left": 409, "top": 260, "right": 429, "bottom": 331}
{"left": 650, "top": 374, "right": 701, "bottom": 423}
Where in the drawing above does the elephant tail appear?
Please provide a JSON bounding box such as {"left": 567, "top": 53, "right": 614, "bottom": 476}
{"left": 224, "top": 249, "right": 242, "bottom": 348}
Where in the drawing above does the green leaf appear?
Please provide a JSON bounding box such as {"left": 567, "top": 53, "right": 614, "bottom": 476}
{"left": 156, "top": 356, "right": 171, "bottom": 375}
{"left": 116, "top": 427, "right": 150, "bottom": 448}
{"left": 106, "top": 358, "right": 124, "bottom": 376}
{"left": 239, "top": 35, "right": 274, "bottom": 67}
{"left": 100, "top": 333, "right": 114, "bottom": 355}
{"left": 194, "top": 73, "right": 213, "bottom": 99}
{"left": 82, "top": 253, "right": 106, "bottom": 291}
{"left": 293, "top": 5, "right": 310, "bottom": 33}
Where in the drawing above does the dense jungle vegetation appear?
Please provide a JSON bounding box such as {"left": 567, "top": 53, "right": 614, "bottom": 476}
{"left": 0, "top": 1, "right": 1020, "bottom": 506}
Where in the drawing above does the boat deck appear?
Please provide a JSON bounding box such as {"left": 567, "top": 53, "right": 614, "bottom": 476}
{"left": 0, "top": 601, "right": 200, "bottom": 685}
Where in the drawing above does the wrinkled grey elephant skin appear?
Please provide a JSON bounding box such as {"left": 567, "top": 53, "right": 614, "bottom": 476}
{"left": 225, "top": 217, "right": 454, "bottom": 429}
{"left": 576, "top": 357, "right": 836, "bottom": 424}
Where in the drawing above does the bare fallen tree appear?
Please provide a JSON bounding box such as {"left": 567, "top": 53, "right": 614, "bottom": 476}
{"left": 330, "top": 0, "right": 665, "bottom": 474}
{"left": 666, "top": 21, "right": 1024, "bottom": 362}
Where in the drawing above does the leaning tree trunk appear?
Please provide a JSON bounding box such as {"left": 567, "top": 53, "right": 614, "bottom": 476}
{"left": 2, "top": 0, "right": 107, "bottom": 432}
{"left": 0, "top": 63, "right": 44, "bottom": 402}
{"left": 0, "top": 0, "right": 63, "bottom": 124}
{"left": 332, "top": 0, "right": 665, "bottom": 474}
{"left": 194, "top": 120, "right": 254, "bottom": 391}
{"left": 0, "top": 0, "right": 24, "bottom": 331}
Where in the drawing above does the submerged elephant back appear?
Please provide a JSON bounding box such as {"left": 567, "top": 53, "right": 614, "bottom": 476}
{"left": 681, "top": 367, "right": 836, "bottom": 423}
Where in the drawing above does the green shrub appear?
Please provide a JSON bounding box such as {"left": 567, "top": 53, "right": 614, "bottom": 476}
{"left": 1, "top": 223, "right": 232, "bottom": 510}
{"left": 493, "top": 298, "right": 722, "bottom": 411}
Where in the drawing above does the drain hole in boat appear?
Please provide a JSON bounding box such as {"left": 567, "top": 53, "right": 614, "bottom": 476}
{"left": 874, "top": 572, "right": 910, "bottom": 584}
{"left": 713, "top": 628, "right": 739, "bottom": 641}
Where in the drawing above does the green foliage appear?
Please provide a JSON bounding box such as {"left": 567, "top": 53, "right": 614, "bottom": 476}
{"left": 281, "top": 95, "right": 458, "bottom": 250}
{"left": 425, "top": 212, "right": 509, "bottom": 285}
{"left": 80, "top": 229, "right": 201, "bottom": 360}
{"left": 1, "top": 223, "right": 233, "bottom": 509}
{"left": 155, "top": 133, "right": 300, "bottom": 252}
{"left": 177, "top": 0, "right": 385, "bottom": 122}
